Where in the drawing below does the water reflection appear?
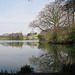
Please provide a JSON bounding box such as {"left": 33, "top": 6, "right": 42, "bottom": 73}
{"left": 25, "top": 42, "right": 39, "bottom": 48}
{"left": 29, "top": 44, "right": 75, "bottom": 72}
{"left": 0, "top": 41, "right": 39, "bottom": 48}
{"left": 0, "top": 42, "right": 23, "bottom": 48}
{"left": 0, "top": 40, "right": 75, "bottom": 73}
{"left": 0, "top": 40, "right": 40, "bottom": 73}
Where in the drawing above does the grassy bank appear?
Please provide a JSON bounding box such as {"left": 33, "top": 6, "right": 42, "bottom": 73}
{"left": 24, "top": 34, "right": 39, "bottom": 40}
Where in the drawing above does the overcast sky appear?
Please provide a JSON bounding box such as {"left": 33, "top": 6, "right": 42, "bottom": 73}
{"left": 0, "top": 0, "right": 54, "bottom": 35}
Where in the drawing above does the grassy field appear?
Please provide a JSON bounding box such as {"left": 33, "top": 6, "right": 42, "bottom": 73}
{"left": 24, "top": 34, "right": 39, "bottom": 40}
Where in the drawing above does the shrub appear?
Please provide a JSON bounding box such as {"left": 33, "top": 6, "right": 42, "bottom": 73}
{"left": 17, "top": 65, "right": 34, "bottom": 74}
{"left": 67, "top": 27, "right": 75, "bottom": 43}
{"left": 62, "top": 63, "right": 75, "bottom": 72}
{"left": 38, "top": 35, "right": 45, "bottom": 41}
{"left": 49, "top": 32, "right": 58, "bottom": 43}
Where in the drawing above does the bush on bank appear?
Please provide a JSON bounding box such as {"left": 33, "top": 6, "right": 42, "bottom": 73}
{"left": 38, "top": 27, "right": 75, "bottom": 44}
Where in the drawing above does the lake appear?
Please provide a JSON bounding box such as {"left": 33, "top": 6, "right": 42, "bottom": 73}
{"left": 0, "top": 40, "right": 75, "bottom": 73}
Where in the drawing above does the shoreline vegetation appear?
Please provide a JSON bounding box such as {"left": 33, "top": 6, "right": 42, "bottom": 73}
{"left": 0, "top": 65, "right": 34, "bottom": 74}
{"left": 29, "top": 1, "right": 75, "bottom": 45}
{"left": 0, "top": 63, "right": 75, "bottom": 74}
{"left": 0, "top": 32, "right": 39, "bottom": 40}
{"left": 38, "top": 27, "right": 75, "bottom": 45}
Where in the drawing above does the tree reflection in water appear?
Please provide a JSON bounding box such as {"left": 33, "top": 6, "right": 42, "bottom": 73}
{"left": 25, "top": 42, "right": 39, "bottom": 48}
{"left": 0, "top": 42, "right": 38, "bottom": 48}
{"left": 29, "top": 44, "right": 75, "bottom": 72}
{"left": 0, "top": 42, "right": 23, "bottom": 48}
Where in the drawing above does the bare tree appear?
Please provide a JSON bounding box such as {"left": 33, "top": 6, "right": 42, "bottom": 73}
{"left": 29, "top": 2, "right": 67, "bottom": 31}
{"left": 56, "top": 0, "right": 75, "bottom": 26}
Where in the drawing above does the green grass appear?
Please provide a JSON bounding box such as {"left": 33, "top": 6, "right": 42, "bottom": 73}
{"left": 24, "top": 34, "right": 39, "bottom": 40}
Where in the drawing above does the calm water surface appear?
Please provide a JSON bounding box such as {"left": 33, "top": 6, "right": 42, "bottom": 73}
{"left": 0, "top": 40, "right": 75, "bottom": 73}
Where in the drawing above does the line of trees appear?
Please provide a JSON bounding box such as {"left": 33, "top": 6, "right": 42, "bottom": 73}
{"left": 8, "top": 33, "right": 23, "bottom": 40}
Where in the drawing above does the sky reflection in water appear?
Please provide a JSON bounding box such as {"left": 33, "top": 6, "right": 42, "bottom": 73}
{"left": 0, "top": 40, "right": 75, "bottom": 73}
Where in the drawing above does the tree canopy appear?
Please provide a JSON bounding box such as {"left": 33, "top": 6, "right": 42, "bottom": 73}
{"left": 29, "top": 2, "right": 67, "bottom": 31}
